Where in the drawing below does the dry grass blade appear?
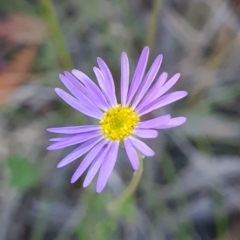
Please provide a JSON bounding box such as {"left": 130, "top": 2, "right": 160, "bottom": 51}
{"left": 0, "top": 46, "right": 37, "bottom": 106}
{"left": 0, "top": 13, "right": 47, "bottom": 44}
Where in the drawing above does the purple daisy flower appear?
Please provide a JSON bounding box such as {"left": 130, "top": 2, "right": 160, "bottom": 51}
{"left": 47, "top": 46, "right": 187, "bottom": 193}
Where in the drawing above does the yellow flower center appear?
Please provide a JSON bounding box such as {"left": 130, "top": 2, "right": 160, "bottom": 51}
{"left": 100, "top": 104, "right": 140, "bottom": 141}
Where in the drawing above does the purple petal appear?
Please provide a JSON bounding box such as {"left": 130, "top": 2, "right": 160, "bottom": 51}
{"left": 71, "top": 139, "right": 109, "bottom": 183}
{"left": 63, "top": 72, "right": 89, "bottom": 97}
{"left": 59, "top": 73, "right": 86, "bottom": 101}
{"left": 133, "top": 129, "right": 158, "bottom": 138}
{"left": 137, "top": 72, "right": 168, "bottom": 110}
{"left": 120, "top": 52, "right": 129, "bottom": 106}
{"left": 146, "top": 73, "right": 181, "bottom": 108}
{"left": 47, "top": 125, "right": 100, "bottom": 134}
{"left": 156, "top": 117, "right": 186, "bottom": 129}
{"left": 71, "top": 70, "right": 110, "bottom": 110}
{"left": 137, "top": 91, "right": 188, "bottom": 116}
{"left": 83, "top": 143, "right": 112, "bottom": 188}
{"left": 126, "top": 46, "right": 149, "bottom": 105}
{"left": 49, "top": 137, "right": 67, "bottom": 142}
{"left": 132, "top": 54, "right": 163, "bottom": 109}
{"left": 47, "top": 131, "right": 102, "bottom": 150}
{"left": 137, "top": 114, "right": 171, "bottom": 129}
{"left": 64, "top": 72, "right": 108, "bottom": 111}
{"left": 96, "top": 141, "right": 119, "bottom": 193}
{"left": 155, "top": 72, "right": 168, "bottom": 88}
{"left": 57, "top": 137, "right": 103, "bottom": 168}
{"left": 97, "top": 58, "right": 117, "bottom": 106}
{"left": 62, "top": 72, "right": 107, "bottom": 111}
{"left": 124, "top": 138, "right": 139, "bottom": 170}
{"left": 55, "top": 88, "right": 103, "bottom": 119}
{"left": 63, "top": 72, "right": 94, "bottom": 98}
{"left": 128, "top": 136, "right": 154, "bottom": 156}
{"left": 93, "top": 67, "right": 115, "bottom": 107}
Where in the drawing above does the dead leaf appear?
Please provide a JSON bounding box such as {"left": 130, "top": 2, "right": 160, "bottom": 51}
{"left": 0, "top": 46, "right": 37, "bottom": 106}
{"left": 181, "top": 113, "right": 240, "bottom": 139}
{"left": 0, "top": 13, "right": 47, "bottom": 44}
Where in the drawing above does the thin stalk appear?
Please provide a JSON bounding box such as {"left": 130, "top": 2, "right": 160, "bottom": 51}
{"left": 30, "top": 1, "right": 73, "bottom": 239}
{"left": 161, "top": 152, "right": 194, "bottom": 240}
{"left": 108, "top": 153, "right": 144, "bottom": 214}
{"left": 195, "top": 138, "right": 229, "bottom": 240}
{"left": 40, "top": 0, "right": 73, "bottom": 69}
{"left": 146, "top": 0, "right": 162, "bottom": 49}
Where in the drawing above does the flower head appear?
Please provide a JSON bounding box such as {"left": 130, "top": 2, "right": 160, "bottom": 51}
{"left": 47, "top": 47, "right": 187, "bottom": 193}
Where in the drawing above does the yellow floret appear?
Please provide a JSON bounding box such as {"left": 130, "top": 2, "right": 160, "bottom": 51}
{"left": 100, "top": 105, "right": 140, "bottom": 141}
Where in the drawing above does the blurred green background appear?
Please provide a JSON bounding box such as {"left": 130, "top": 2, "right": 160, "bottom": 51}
{"left": 1, "top": 0, "right": 240, "bottom": 239}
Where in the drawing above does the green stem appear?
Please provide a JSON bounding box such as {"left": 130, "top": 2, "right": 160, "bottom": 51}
{"left": 195, "top": 137, "right": 229, "bottom": 240}
{"left": 40, "top": 0, "right": 73, "bottom": 69}
{"left": 146, "top": 0, "right": 162, "bottom": 49}
{"left": 108, "top": 153, "right": 144, "bottom": 214}
{"left": 161, "top": 152, "right": 194, "bottom": 240}
{"left": 30, "top": 2, "right": 73, "bottom": 239}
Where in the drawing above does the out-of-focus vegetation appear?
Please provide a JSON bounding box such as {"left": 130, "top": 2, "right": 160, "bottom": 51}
{"left": 1, "top": 0, "right": 240, "bottom": 239}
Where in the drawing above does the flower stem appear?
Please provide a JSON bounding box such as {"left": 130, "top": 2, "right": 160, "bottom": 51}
{"left": 146, "top": 0, "right": 162, "bottom": 49}
{"left": 40, "top": 0, "right": 73, "bottom": 69}
{"left": 108, "top": 153, "right": 144, "bottom": 214}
